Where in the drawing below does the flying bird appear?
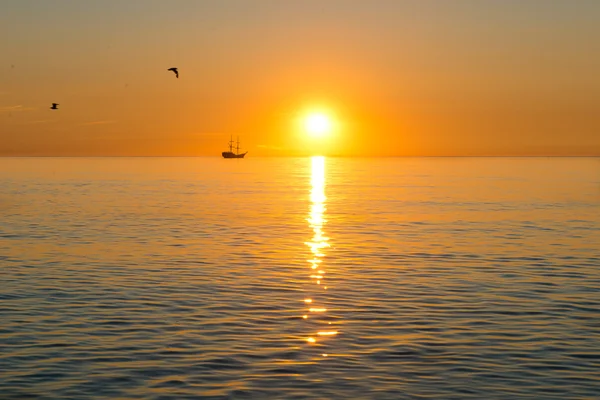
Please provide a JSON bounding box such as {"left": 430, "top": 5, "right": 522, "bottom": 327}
{"left": 50, "top": 103, "right": 59, "bottom": 110}
{"left": 167, "top": 67, "right": 179, "bottom": 78}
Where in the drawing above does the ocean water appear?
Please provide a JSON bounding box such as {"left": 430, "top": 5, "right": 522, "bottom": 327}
{"left": 1, "top": 157, "right": 599, "bottom": 400}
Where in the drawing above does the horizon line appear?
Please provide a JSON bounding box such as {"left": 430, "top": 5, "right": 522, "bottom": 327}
{"left": 1, "top": 155, "right": 599, "bottom": 159}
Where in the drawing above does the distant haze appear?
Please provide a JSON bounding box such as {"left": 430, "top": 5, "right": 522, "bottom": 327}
{"left": 1, "top": 0, "right": 599, "bottom": 156}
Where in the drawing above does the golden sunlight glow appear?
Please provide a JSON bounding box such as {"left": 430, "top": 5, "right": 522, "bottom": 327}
{"left": 302, "top": 156, "right": 337, "bottom": 352}
{"left": 317, "top": 331, "right": 338, "bottom": 336}
{"left": 304, "top": 113, "right": 332, "bottom": 137}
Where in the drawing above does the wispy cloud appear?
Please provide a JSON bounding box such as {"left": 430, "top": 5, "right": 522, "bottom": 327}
{"left": 257, "top": 144, "right": 284, "bottom": 151}
{"left": 0, "top": 105, "right": 35, "bottom": 113}
{"left": 21, "top": 119, "right": 55, "bottom": 125}
{"left": 80, "top": 120, "right": 117, "bottom": 126}
{"left": 185, "top": 132, "right": 227, "bottom": 137}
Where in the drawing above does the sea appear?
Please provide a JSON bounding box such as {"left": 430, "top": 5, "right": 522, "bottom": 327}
{"left": 1, "top": 157, "right": 599, "bottom": 400}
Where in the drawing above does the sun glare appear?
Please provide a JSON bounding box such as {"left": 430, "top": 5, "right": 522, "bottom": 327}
{"left": 304, "top": 113, "right": 332, "bottom": 137}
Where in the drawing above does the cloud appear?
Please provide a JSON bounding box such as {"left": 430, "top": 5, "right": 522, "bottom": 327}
{"left": 257, "top": 144, "right": 284, "bottom": 151}
{"left": 0, "top": 105, "right": 34, "bottom": 113}
{"left": 21, "top": 119, "right": 54, "bottom": 125}
{"left": 80, "top": 120, "right": 117, "bottom": 126}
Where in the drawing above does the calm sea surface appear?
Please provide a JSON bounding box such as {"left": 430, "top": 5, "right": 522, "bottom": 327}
{"left": 1, "top": 157, "right": 599, "bottom": 399}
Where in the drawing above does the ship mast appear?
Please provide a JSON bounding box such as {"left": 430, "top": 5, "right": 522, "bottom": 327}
{"left": 235, "top": 136, "right": 240, "bottom": 154}
{"left": 228, "top": 135, "right": 234, "bottom": 153}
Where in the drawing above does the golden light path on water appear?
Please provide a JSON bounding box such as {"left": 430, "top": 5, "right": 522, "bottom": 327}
{"left": 303, "top": 156, "right": 337, "bottom": 353}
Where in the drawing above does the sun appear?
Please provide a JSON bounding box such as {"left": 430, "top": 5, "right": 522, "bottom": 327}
{"left": 304, "top": 113, "right": 332, "bottom": 137}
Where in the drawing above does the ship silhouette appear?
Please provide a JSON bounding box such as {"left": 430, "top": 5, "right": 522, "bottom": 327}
{"left": 222, "top": 136, "right": 247, "bottom": 158}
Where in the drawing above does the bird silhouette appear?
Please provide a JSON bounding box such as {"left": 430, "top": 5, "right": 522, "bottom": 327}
{"left": 50, "top": 103, "right": 59, "bottom": 110}
{"left": 167, "top": 67, "right": 179, "bottom": 78}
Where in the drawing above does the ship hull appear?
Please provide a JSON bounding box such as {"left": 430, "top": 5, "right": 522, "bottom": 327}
{"left": 222, "top": 151, "right": 247, "bottom": 159}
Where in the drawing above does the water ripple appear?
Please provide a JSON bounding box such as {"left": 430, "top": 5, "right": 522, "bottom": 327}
{"left": 1, "top": 157, "right": 599, "bottom": 399}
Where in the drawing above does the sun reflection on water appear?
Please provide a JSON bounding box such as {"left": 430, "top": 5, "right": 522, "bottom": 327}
{"left": 303, "top": 156, "right": 335, "bottom": 350}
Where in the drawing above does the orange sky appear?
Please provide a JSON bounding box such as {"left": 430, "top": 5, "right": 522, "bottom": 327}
{"left": 1, "top": 0, "right": 599, "bottom": 156}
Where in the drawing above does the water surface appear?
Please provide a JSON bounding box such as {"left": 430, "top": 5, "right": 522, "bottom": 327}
{"left": 1, "top": 157, "right": 599, "bottom": 399}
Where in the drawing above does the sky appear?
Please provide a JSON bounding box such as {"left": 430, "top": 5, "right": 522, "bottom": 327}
{"left": 1, "top": 0, "right": 599, "bottom": 156}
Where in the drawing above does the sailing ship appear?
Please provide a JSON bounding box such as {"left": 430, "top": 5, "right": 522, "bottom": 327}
{"left": 222, "top": 135, "right": 247, "bottom": 158}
